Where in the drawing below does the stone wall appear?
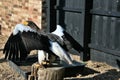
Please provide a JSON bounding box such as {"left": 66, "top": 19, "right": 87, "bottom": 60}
{"left": 0, "top": 0, "right": 42, "bottom": 35}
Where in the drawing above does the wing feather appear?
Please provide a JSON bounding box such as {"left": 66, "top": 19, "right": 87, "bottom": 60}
{"left": 3, "top": 31, "right": 51, "bottom": 61}
{"left": 8, "top": 43, "right": 13, "bottom": 60}
{"left": 63, "top": 31, "right": 84, "bottom": 52}
{"left": 4, "top": 38, "right": 12, "bottom": 59}
{"left": 4, "top": 33, "right": 24, "bottom": 60}
{"left": 21, "top": 31, "right": 50, "bottom": 51}
{"left": 13, "top": 42, "right": 17, "bottom": 60}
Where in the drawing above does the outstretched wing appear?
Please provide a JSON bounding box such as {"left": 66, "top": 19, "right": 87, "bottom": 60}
{"left": 51, "top": 25, "right": 84, "bottom": 53}
{"left": 63, "top": 31, "right": 84, "bottom": 52}
{"left": 3, "top": 31, "right": 50, "bottom": 61}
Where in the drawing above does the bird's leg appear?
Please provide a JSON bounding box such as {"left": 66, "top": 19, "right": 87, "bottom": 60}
{"left": 30, "top": 52, "right": 51, "bottom": 80}
{"left": 45, "top": 53, "right": 49, "bottom": 61}
{"left": 38, "top": 50, "right": 50, "bottom": 68}
{"left": 30, "top": 60, "right": 51, "bottom": 79}
{"left": 41, "top": 53, "right": 50, "bottom": 67}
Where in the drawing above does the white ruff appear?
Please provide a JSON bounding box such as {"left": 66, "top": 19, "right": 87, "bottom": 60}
{"left": 13, "top": 24, "right": 36, "bottom": 35}
{"left": 52, "top": 25, "right": 64, "bottom": 40}
{"left": 50, "top": 41, "right": 73, "bottom": 64}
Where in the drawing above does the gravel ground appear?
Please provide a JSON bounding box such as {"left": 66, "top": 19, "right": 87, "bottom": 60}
{"left": 0, "top": 35, "right": 120, "bottom": 80}
{"left": 77, "top": 61, "right": 119, "bottom": 80}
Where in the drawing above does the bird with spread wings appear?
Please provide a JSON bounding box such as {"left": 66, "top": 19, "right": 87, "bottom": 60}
{"left": 3, "top": 21, "right": 75, "bottom": 67}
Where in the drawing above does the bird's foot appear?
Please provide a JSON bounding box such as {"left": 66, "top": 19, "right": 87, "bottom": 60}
{"left": 30, "top": 61, "right": 51, "bottom": 80}
{"left": 41, "top": 60, "right": 50, "bottom": 68}
{"left": 30, "top": 62, "right": 42, "bottom": 80}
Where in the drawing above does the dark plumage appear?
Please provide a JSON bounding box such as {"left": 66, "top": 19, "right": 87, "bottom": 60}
{"left": 3, "top": 21, "right": 73, "bottom": 65}
{"left": 3, "top": 30, "right": 51, "bottom": 61}
{"left": 52, "top": 25, "right": 84, "bottom": 54}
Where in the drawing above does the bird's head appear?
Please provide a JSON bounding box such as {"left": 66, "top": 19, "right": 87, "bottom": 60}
{"left": 22, "top": 21, "right": 40, "bottom": 31}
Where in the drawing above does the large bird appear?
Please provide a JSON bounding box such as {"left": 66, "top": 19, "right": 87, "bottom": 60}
{"left": 3, "top": 21, "right": 73, "bottom": 67}
{"left": 51, "top": 25, "right": 84, "bottom": 54}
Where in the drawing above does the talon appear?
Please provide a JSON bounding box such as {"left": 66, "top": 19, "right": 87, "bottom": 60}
{"left": 34, "top": 62, "right": 44, "bottom": 69}
{"left": 35, "top": 63, "right": 41, "bottom": 68}
{"left": 31, "top": 62, "right": 42, "bottom": 79}
{"left": 41, "top": 60, "right": 50, "bottom": 67}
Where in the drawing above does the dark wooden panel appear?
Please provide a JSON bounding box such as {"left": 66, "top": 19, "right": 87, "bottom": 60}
{"left": 45, "top": 0, "right": 56, "bottom": 32}
{"left": 90, "top": 0, "right": 120, "bottom": 68}
{"left": 56, "top": 0, "right": 85, "bottom": 46}
{"left": 55, "top": 0, "right": 93, "bottom": 61}
{"left": 91, "top": 15, "right": 120, "bottom": 53}
{"left": 89, "top": 44, "right": 120, "bottom": 57}
{"left": 92, "top": 0, "right": 120, "bottom": 12}
{"left": 64, "top": 12, "right": 84, "bottom": 45}
{"left": 55, "top": 6, "right": 83, "bottom": 13}
{"left": 62, "top": 0, "right": 84, "bottom": 9}
{"left": 91, "top": 10, "right": 120, "bottom": 17}
{"left": 91, "top": 49, "right": 120, "bottom": 68}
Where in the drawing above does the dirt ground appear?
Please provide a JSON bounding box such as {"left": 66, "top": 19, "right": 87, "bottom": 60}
{"left": 0, "top": 35, "right": 120, "bottom": 80}
{"left": 0, "top": 35, "right": 25, "bottom": 80}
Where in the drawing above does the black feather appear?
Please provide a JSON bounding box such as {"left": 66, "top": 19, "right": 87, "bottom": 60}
{"left": 3, "top": 31, "right": 52, "bottom": 62}
{"left": 27, "top": 21, "right": 40, "bottom": 31}
{"left": 63, "top": 31, "right": 84, "bottom": 53}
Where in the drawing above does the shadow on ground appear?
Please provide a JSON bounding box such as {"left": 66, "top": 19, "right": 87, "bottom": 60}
{"left": 0, "top": 58, "right": 6, "bottom": 63}
{"left": 65, "top": 67, "right": 120, "bottom": 80}
{"left": 65, "top": 68, "right": 120, "bottom": 80}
